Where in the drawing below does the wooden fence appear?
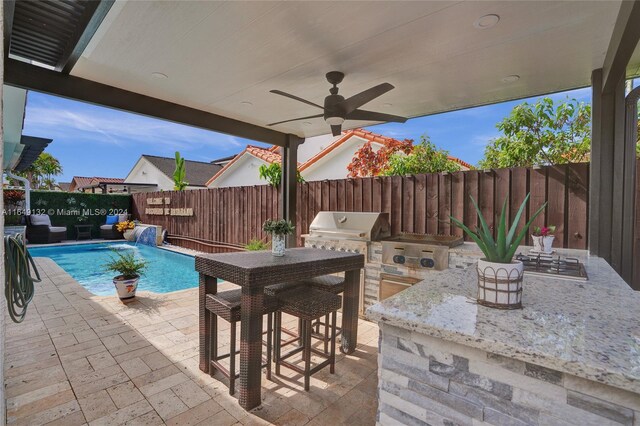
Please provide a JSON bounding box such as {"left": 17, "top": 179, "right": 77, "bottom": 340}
{"left": 131, "top": 162, "right": 591, "bottom": 252}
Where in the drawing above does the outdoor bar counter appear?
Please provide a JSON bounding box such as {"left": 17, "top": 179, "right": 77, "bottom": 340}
{"left": 367, "top": 250, "right": 640, "bottom": 426}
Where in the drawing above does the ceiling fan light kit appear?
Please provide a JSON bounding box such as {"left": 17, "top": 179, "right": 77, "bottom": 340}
{"left": 268, "top": 71, "right": 408, "bottom": 136}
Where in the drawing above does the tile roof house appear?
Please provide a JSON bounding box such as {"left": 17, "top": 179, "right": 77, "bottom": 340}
{"left": 68, "top": 176, "right": 127, "bottom": 193}
{"left": 55, "top": 182, "right": 71, "bottom": 192}
{"left": 205, "top": 145, "right": 289, "bottom": 188}
{"left": 207, "top": 129, "right": 471, "bottom": 188}
{"left": 125, "top": 155, "right": 223, "bottom": 191}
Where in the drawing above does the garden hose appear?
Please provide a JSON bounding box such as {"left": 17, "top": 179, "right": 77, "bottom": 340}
{"left": 4, "top": 234, "right": 41, "bottom": 323}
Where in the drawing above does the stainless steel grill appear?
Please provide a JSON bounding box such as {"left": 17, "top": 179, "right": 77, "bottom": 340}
{"left": 303, "top": 211, "right": 391, "bottom": 255}
{"left": 306, "top": 211, "right": 391, "bottom": 243}
{"left": 302, "top": 212, "right": 391, "bottom": 316}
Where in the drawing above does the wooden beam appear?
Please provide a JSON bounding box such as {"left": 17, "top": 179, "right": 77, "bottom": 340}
{"left": 3, "top": 0, "right": 15, "bottom": 55}
{"left": 589, "top": 69, "right": 603, "bottom": 255}
{"left": 602, "top": 0, "right": 640, "bottom": 93}
{"left": 624, "top": 86, "right": 640, "bottom": 287}
{"left": 60, "top": 0, "right": 115, "bottom": 73}
{"left": 4, "top": 58, "right": 289, "bottom": 146}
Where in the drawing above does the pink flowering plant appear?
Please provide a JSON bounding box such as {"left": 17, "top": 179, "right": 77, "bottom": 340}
{"left": 532, "top": 225, "right": 556, "bottom": 237}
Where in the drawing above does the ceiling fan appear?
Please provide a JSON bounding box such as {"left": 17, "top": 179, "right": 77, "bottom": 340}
{"left": 267, "top": 71, "right": 408, "bottom": 136}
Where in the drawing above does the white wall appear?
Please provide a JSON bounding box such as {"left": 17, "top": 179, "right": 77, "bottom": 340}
{"left": 209, "top": 154, "right": 268, "bottom": 188}
{"left": 125, "top": 157, "right": 175, "bottom": 191}
{"left": 297, "top": 133, "right": 335, "bottom": 163}
{"left": 303, "top": 136, "right": 374, "bottom": 182}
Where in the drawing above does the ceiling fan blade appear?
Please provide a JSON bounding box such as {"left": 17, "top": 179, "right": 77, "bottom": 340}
{"left": 331, "top": 125, "right": 342, "bottom": 137}
{"left": 269, "top": 90, "right": 324, "bottom": 110}
{"left": 267, "top": 114, "right": 324, "bottom": 127}
{"left": 346, "top": 109, "right": 408, "bottom": 123}
{"left": 339, "top": 83, "right": 394, "bottom": 114}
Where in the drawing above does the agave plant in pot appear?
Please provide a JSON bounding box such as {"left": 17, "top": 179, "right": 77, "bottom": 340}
{"left": 450, "top": 194, "right": 546, "bottom": 309}
{"left": 105, "top": 249, "right": 148, "bottom": 301}
{"left": 263, "top": 219, "right": 295, "bottom": 256}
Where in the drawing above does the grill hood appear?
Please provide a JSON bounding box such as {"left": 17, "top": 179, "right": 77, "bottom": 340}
{"left": 306, "top": 211, "right": 391, "bottom": 241}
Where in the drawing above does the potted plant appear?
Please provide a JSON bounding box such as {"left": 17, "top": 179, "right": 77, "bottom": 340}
{"left": 105, "top": 250, "right": 148, "bottom": 301}
{"left": 531, "top": 225, "right": 556, "bottom": 254}
{"left": 450, "top": 194, "right": 546, "bottom": 309}
{"left": 263, "top": 219, "right": 295, "bottom": 256}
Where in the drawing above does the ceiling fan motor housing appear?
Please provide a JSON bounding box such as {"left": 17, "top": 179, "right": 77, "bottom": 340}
{"left": 324, "top": 94, "right": 345, "bottom": 124}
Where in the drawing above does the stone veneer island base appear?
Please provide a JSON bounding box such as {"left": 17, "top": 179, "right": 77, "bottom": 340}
{"left": 367, "top": 254, "right": 640, "bottom": 426}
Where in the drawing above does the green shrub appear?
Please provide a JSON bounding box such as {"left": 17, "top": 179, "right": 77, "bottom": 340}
{"left": 245, "top": 239, "right": 269, "bottom": 251}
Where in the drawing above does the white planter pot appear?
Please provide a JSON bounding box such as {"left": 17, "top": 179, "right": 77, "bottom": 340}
{"left": 476, "top": 259, "right": 523, "bottom": 309}
{"left": 542, "top": 235, "right": 555, "bottom": 253}
{"left": 113, "top": 275, "right": 139, "bottom": 301}
{"left": 531, "top": 235, "right": 544, "bottom": 252}
{"left": 272, "top": 233, "right": 286, "bottom": 257}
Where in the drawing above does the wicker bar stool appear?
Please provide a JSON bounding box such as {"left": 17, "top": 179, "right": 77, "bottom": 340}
{"left": 274, "top": 287, "right": 342, "bottom": 391}
{"left": 206, "top": 289, "right": 278, "bottom": 395}
{"left": 305, "top": 275, "right": 345, "bottom": 354}
{"left": 264, "top": 281, "right": 306, "bottom": 353}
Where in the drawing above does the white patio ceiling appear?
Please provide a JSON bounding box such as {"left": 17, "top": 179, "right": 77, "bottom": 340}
{"left": 71, "top": 0, "right": 639, "bottom": 139}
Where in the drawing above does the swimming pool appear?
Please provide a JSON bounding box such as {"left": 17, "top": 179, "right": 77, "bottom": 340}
{"left": 29, "top": 242, "right": 200, "bottom": 296}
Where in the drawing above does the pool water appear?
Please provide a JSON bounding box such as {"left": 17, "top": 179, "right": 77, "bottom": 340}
{"left": 29, "top": 242, "right": 200, "bottom": 296}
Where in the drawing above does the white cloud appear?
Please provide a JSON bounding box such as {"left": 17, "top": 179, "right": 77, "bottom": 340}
{"left": 23, "top": 101, "right": 248, "bottom": 155}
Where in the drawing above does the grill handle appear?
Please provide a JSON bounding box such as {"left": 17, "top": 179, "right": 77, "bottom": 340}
{"left": 309, "top": 229, "right": 366, "bottom": 238}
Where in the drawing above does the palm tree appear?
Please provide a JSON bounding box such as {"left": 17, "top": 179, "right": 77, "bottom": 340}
{"left": 19, "top": 152, "right": 63, "bottom": 189}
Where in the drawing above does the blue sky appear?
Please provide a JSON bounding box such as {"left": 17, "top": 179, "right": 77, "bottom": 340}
{"left": 22, "top": 87, "right": 591, "bottom": 182}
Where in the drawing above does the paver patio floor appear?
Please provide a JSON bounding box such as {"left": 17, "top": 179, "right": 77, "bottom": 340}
{"left": 4, "top": 258, "right": 379, "bottom": 425}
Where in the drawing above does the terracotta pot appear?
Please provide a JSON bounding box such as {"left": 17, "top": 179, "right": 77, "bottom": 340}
{"left": 272, "top": 233, "right": 286, "bottom": 256}
{"left": 113, "top": 275, "right": 139, "bottom": 301}
{"left": 476, "top": 259, "right": 523, "bottom": 309}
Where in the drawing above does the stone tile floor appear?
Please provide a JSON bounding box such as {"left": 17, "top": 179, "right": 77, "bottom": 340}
{"left": 5, "top": 258, "right": 379, "bottom": 425}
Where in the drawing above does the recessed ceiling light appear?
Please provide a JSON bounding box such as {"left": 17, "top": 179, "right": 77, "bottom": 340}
{"left": 302, "top": 121, "right": 312, "bottom": 126}
{"left": 501, "top": 75, "right": 520, "bottom": 83}
{"left": 151, "top": 72, "right": 168, "bottom": 79}
{"left": 240, "top": 101, "right": 253, "bottom": 107}
{"left": 473, "top": 14, "right": 500, "bottom": 30}
{"left": 382, "top": 103, "right": 393, "bottom": 107}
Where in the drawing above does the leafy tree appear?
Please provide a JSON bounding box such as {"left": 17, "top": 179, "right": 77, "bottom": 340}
{"left": 383, "top": 136, "right": 461, "bottom": 176}
{"left": 347, "top": 138, "right": 412, "bottom": 178}
{"left": 347, "top": 134, "right": 460, "bottom": 177}
{"left": 258, "top": 162, "right": 304, "bottom": 187}
{"left": 173, "top": 151, "right": 189, "bottom": 190}
{"left": 479, "top": 97, "right": 591, "bottom": 168}
{"left": 18, "top": 152, "right": 63, "bottom": 189}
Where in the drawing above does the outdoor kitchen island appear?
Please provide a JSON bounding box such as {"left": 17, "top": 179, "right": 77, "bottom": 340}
{"left": 367, "top": 252, "right": 640, "bottom": 426}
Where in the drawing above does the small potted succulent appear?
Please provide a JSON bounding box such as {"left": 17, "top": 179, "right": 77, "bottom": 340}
{"left": 531, "top": 225, "right": 556, "bottom": 254}
{"left": 263, "top": 219, "right": 295, "bottom": 256}
{"left": 105, "top": 250, "right": 148, "bottom": 301}
{"left": 450, "top": 194, "right": 546, "bottom": 309}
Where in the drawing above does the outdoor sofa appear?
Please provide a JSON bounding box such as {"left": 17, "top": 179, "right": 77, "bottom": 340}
{"left": 100, "top": 213, "right": 129, "bottom": 240}
{"left": 25, "top": 214, "right": 67, "bottom": 244}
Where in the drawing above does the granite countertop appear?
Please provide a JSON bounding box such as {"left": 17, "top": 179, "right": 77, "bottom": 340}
{"left": 366, "top": 253, "right": 640, "bottom": 393}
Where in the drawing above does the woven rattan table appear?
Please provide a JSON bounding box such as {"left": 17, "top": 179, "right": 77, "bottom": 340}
{"left": 195, "top": 248, "right": 364, "bottom": 410}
